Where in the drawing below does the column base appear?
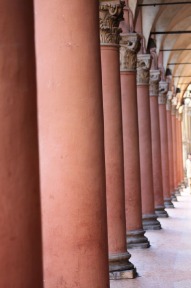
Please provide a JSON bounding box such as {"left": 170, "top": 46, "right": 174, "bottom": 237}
{"left": 142, "top": 214, "right": 162, "bottom": 230}
{"left": 171, "top": 192, "right": 178, "bottom": 202}
{"left": 109, "top": 252, "right": 137, "bottom": 280}
{"left": 155, "top": 205, "right": 169, "bottom": 218}
{"left": 126, "top": 229, "right": 150, "bottom": 249}
{"left": 178, "top": 184, "right": 184, "bottom": 193}
{"left": 164, "top": 198, "right": 174, "bottom": 208}
{"left": 181, "top": 181, "right": 186, "bottom": 188}
{"left": 171, "top": 195, "right": 178, "bottom": 202}
{"left": 175, "top": 188, "right": 181, "bottom": 196}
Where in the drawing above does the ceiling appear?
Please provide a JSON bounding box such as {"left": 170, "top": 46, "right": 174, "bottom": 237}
{"left": 133, "top": 0, "right": 191, "bottom": 98}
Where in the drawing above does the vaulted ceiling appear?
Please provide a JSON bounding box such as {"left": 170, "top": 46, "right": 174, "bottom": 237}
{"left": 134, "top": 0, "right": 191, "bottom": 98}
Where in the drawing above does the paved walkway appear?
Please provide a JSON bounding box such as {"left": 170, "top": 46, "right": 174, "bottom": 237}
{"left": 110, "top": 188, "right": 191, "bottom": 288}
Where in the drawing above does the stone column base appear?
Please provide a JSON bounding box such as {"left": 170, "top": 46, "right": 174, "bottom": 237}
{"left": 180, "top": 181, "right": 186, "bottom": 188}
{"left": 155, "top": 205, "right": 169, "bottom": 218}
{"left": 178, "top": 184, "right": 184, "bottom": 193}
{"left": 109, "top": 252, "right": 137, "bottom": 280}
{"left": 164, "top": 198, "right": 174, "bottom": 208}
{"left": 126, "top": 229, "right": 150, "bottom": 249}
{"left": 171, "top": 192, "right": 178, "bottom": 202}
{"left": 175, "top": 188, "right": 181, "bottom": 196}
{"left": 142, "top": 214, "right": 161, "bottom": 230}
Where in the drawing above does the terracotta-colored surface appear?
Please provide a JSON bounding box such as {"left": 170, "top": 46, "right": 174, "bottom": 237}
{"left": 167, "top": 110, "right": 175, "bottom": 196}
{"left": 179, "top": 120, "right": 184, "bottom": 182}
{"left": 172, "top": 114, "right": 178, "bottom": 189}
{"left": 35, "top": 1, "right": 109, "bottom": 287}
{"left": 159, "top": 104, "right": 171, "bottom": 202}
{"left": 111, "top": 189, "right": 191, "bottom": 288}
{"left": 101, "top": 46, "right": 127, "bottom": 254}
{"left": 121, "top": 71, "right": 143, "bottom": 231}
{"left": 176, "top": 117, "right": 181, "bottom": 185}
{"left": 0, "top": 1, "right": 43, "bottom": 287}
{"left": 137, "top": 85, "right": 155, "bottom": 215}
{"left": 177, "top": 118, "right": 184, "bottom": 185}
{"left": 150, "top": 97, "right": 165, "bottom": 209}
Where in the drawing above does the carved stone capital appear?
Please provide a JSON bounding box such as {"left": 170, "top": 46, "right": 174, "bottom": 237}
{"left": 167, "top": 91, "right": 173, "bottom": 100}
{"left": 171, "top": 104, "right": 176, "bottom": 116}
{"left": 158, "top": 81, "right": 168, "bottom": 105}
{"left": 166, "top": 91, "right": 173, "bottom": 111}
{"left": 119, "top": 33, "right": 141, "bottom": 71}
{"left": 166, "top": 99, "right": 171, "bottom": 111}
{"left": 149, "top": 70, "right": 160, "bottom": 96}
{"left": 176, "top": 109, "right": 180, "bottom": 119}
{"left": 136, "top": 54, "right": 151, "bottom": 85}
{"left": 99, "top": 1, "right": 125, "bottom": 45}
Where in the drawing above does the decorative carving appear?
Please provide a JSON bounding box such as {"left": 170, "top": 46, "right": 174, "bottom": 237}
{"left": 166, "top": 91, "right": 173, "bottom": 111}
{"left": 149, "top": 70, "right": 160, "bottom": 96}
{"left": 99, "top": 1, "right": 125, "bottom": 45}
{"left": 171, "top": 104, "right": 176, "bottom": 116}
{"left": 171, "top": 96, "right": 177, "bottom": 106}
{"left": 166, "top": 99, "right": 171, "bottom": 111}
{"left": 120, "top": 33, "right": 141, "bottom": 71}
{"left": 136, "top": 54, "right": 151, "bottom": 85}
{"left": 158, "top": 81, "right": 168, "bottom": 105}
{"left": 176, "top": 109, "right": 179, "bottom": 119}
{"left": 167, "top": 91, "right": 173, "bottom": 100}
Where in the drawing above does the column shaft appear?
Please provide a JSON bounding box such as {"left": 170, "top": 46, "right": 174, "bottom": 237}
{"left": 100, "top": 2, "right": 136, "bottom": 279}
{"left": 172, "top": 106, "right": 179, "bottom": 194}
{"left": 35, "top": 1, "right": 110, "bottom": 287}
{"left": 137, "top": 55, "right": 161, "bottom": 230}
{"left": 179, "top": 118, "right": 184, "bottom": 183}
{"left": 121, "top": 72, "right": 142, "bottom": 231}
{"left": 150, "top": 72, "right": 168, "bottom": 218}
{"left": 166, "top": 105, "right": 177, "bottom": 202}
{"left": 176, "top": 115, "right": 181, "bottom": 186}
{"left": 0, "top": 1, "right": 43, "bottom": 287}
{"left": 159, "top": 83, "right": 174, "bottom": 208}
{"left": 120, "top": 33, "right": 150, "bottom": 248}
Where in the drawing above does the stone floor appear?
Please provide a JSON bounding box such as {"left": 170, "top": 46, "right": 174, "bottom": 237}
{"left": 110, "top": 188, "right": 191, "bottom": 288}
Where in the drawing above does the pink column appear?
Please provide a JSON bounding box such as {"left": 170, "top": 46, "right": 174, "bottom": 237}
{"left": 120, "top": 33, "right": 150, "bottom": 248}
{"left": 150, "top": 71, "right": 168, "bottom": 218}
{"left": 176, "top": 113, "right": 181, "bottom": 187}
{"left": 176, "top": 112, "right": 184, "bottom": 188}
{"left": 0, "top": 1, "right": 43, "bottom": 287}
{"left": 100, "top": 2, "right": 136, "bottom": 279}
{"left": 158, "top": 82, "right": 174, "bottom": 208}
{"left": 175, "top": 110, "right": 181, "bottom": 195}
{"left": 179, "top": 115, "right": 184, "bottom": 184}
{"left": 166, "top": 98, "right": 177, "bottom": 202}
{"left": 35, "top": 1, "right": 110, "bottom": 287}
{"left": 137, "top": 54, "right": 161, "bottom": 230}
{"left": 171, "top": 105, "right": 179, "bottom": 195}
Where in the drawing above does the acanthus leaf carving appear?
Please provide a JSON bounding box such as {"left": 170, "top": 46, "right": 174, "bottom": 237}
{"left": 149, "top": 70, "right": 160, "bottom": 96}
{"left": 99, "top": 1, "right": 125, "bottom": 45}
{"left": 158, "top": 81, "right": 168, "bottom": 105}
{"left": 166, "top": 91, "right": 173, "bottom": 111}
{"left": 171, "top": 104, "right": 176, "bottom": 115}
{"left": 136, "top": 54, "right": 151, "bottom": 85}
{"left": 120, "top": 33, "right": 141, "bottom": 71}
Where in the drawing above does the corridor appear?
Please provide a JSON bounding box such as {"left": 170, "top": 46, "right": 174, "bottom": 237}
{"left": 111, "top": 188, "right": 191, "bottom": 288}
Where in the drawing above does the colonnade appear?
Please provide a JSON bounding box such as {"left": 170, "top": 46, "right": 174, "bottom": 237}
{"left": 0, "top": 1, "right": 188, "bottom": 288}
